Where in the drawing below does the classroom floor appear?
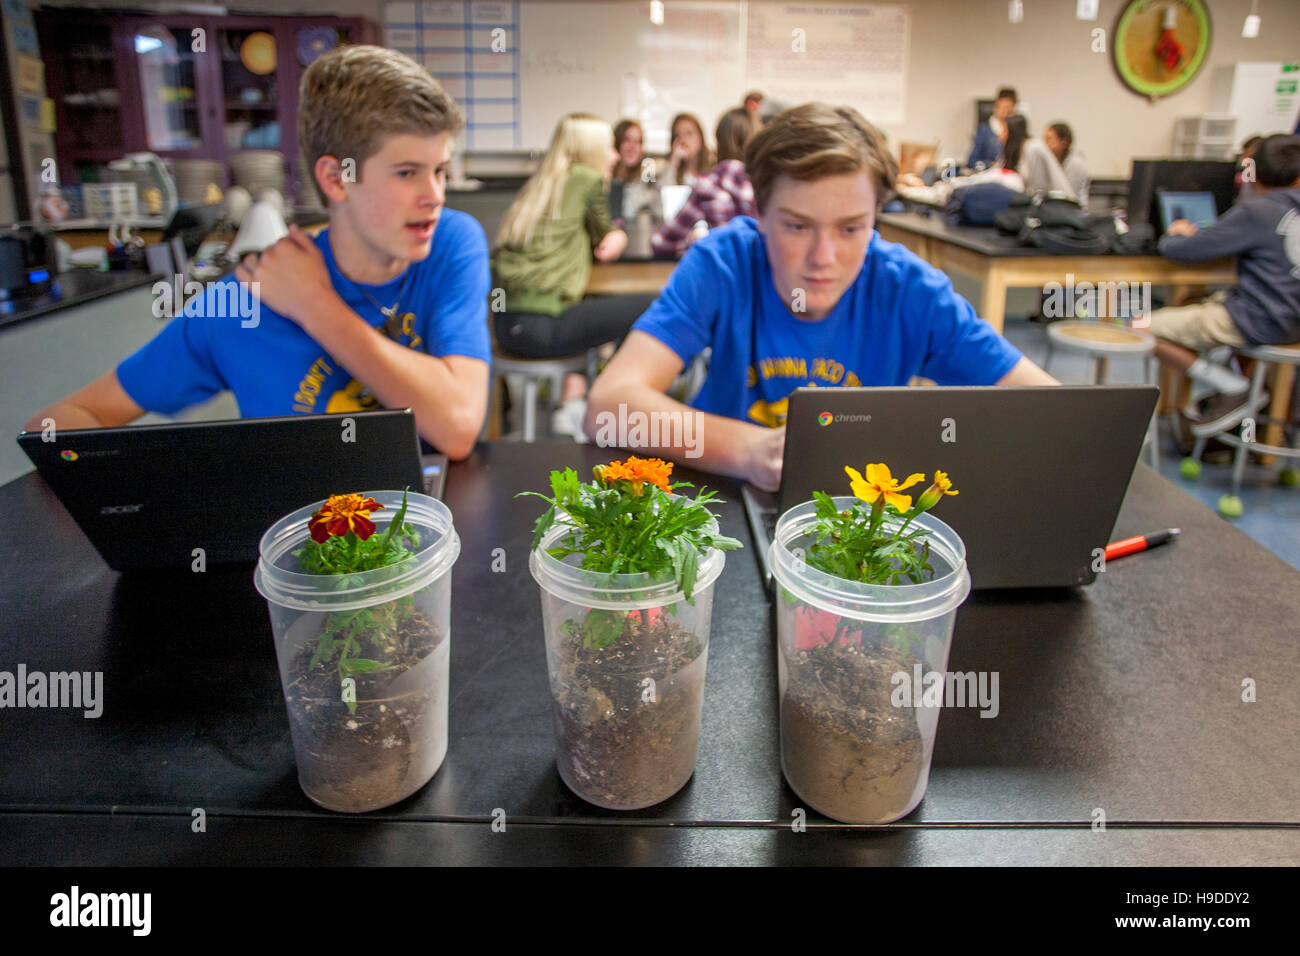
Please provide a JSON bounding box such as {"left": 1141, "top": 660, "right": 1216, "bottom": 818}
{"left": 1000, "top": 316, "right": 1300, "bottom": 572}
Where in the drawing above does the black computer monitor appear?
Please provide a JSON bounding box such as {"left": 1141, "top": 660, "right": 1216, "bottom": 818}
{"left": 162, "top": 203, "right": 225, "bottom": 259}
{"left": 1127, "top": 160, "right": 1236, "bottom": 236}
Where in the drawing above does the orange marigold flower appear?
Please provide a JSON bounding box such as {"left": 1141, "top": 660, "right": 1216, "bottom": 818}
{"left": 309, "top": 493, "right": 385, "bottom": 543}
{"left": 597, "top": 456, "right": 674, "bottom": 495}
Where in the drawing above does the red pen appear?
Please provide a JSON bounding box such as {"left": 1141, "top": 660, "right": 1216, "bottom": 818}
{"left": 1105, "top": 528, "right": 1181, "bottom": 561}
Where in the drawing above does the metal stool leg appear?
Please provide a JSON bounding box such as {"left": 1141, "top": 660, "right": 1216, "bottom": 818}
{"left": 523, "top": 377, "right": 537, "bottom": 442}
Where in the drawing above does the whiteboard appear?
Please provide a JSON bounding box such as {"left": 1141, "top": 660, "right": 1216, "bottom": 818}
{"left": 519, "top": 1, "right": 744, "bottom": 154}
{"left": 387, "top": 1, "right": 911, "bottom": 153}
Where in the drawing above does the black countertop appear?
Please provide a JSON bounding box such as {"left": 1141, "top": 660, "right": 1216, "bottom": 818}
{"left": 1, "top": 442, "right": 1297, "bottom": 864}
{"left": 878, "top": 211, "right": 1064, "bottom": 258}
{"left": 0, "top": 269, "right": 160, "bottom": 331}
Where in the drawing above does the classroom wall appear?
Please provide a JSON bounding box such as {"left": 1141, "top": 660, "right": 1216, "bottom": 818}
{"left": 895, "top": 0, "right": 1300, "bottom": 177}
{"left": 41, "top": 0, "right": 1300, "bottom": 174}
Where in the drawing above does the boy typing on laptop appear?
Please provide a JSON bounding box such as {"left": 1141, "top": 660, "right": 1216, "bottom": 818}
{"left": 585, "top": 102, "right": 1055, "bottom": 492}
{"left": 25, "top": 46, "right": 490, "bottom": 460}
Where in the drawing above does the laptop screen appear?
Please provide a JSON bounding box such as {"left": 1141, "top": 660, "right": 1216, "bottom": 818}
{"left": 1157, "top": 190, "right": 1218, "bottom": 231}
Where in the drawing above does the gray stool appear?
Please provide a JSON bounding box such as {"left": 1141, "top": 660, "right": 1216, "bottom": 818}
{"left": 1043, "top": 320, "right": 1159, "bottom": 468}
{"left": 492, "top": 350, "right": 597, "bottom": 442}
{"left": 1186, "top": 342, "right": 1300, "bottom": 517}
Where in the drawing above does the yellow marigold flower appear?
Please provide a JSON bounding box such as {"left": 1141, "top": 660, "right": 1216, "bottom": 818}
{"left": 844, "top": 463, "right": 925, "bottom": 512}
{"left": 597, "top": 456, "right": 674, "bottom": 495}
{"left": 309, "top": 493, "right": 385, "bottom": 542}
{"left": 916, "top": 470, "right": 959, "bottom": 513}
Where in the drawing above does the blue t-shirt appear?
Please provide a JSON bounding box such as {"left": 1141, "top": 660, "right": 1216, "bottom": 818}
{"left": 118, "top": 209, "right": 491, "bottom": 418}
{"left": 632, "top": 217, "right": 1022, "bottom": 427}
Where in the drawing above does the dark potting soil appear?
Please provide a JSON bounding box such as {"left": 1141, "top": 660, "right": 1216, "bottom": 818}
{"left": 552, "top": 612, "right": 706, "bottom": 809}
{"left": 781, "top": 640, "right": 926, "bottom": 823}
{"left": 284, "top": 608, "right": 443, "bottom": 813}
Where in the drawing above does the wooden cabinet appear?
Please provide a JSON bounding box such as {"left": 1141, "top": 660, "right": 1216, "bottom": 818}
{"left": 37, "top": 10, "right": 375, "bottom": 197}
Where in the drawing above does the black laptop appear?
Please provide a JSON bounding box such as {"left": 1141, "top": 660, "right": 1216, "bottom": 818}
{"left": 17, "top": 409, "right": 447, "bottom": 571}
{"left": 742, "top": 386, "right": 1158, "bottom": 590}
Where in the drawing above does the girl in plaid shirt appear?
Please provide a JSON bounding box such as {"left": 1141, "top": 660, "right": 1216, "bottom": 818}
{"left": 652, "top": 108, "right": 759, "bottom": 258}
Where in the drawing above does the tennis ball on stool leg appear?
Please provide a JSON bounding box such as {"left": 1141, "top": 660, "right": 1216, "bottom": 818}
{"left": 1180, "top": 457, "right": 1202, "bottom": 480}
{"left": 1279, "top": 467, "right": 1300, "bottom": 487}
{"left": 1217, "top": 495, "right": 1244, "bottom": 518}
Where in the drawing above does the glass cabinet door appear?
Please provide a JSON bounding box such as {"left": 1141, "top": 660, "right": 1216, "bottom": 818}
{"left": 132, "top": 25, "right": 202, "bottom": 152}
{"left": 219, "top": 27, "right": 281, "bottom": 151}
{"left": 56, "top": 22, "right": 126, "bottom": 153}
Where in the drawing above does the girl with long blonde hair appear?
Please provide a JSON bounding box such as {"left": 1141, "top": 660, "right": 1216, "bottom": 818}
{"left": 491, "top": 113, "right": 657, "bottom": 437}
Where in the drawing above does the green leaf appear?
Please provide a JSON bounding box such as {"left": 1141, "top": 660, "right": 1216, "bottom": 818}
{"left": 339, "top": 658, "right": 391, "bottom": 676}
{"left": 583, "top": 609, "right": 625, "bottom": 649}
{"left": 680, "top": 541, "right": 698, "bottom": 602}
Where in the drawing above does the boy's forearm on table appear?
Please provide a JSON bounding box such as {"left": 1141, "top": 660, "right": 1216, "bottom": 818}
{"left": 586, "top": 382, "right": 756, "bottom": 482}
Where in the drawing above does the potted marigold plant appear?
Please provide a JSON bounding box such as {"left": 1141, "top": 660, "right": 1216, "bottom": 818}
{"left": 254, "top": 489, "right": 461, "bottom": 813}
{"left": 522, "top": 456, "right": 742, "bottom": 809}
{"left": 771, "top": 464, "right": 971, "bottom": 824}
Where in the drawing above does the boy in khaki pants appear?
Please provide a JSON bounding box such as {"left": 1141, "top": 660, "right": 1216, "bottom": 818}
{"left": 1143, "top": 134, "right": 1300, "bottom": 437}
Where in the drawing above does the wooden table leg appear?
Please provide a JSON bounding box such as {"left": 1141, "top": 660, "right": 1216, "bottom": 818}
{"left": 1259, "top": 362, "right": 1295, "bottom": 466}
{"left": 979, "top": 266, "right": 1007, "bottom": 335}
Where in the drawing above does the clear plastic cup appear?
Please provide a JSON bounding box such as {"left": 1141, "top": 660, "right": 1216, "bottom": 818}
{"left": 529, "top": 522, "right": 726, "bottom": 810}
{"left": 770, "top": 497, "right": 971, "bottom": 823}
{"left": 254, "top": 491, "right": 460, "bottom": 813}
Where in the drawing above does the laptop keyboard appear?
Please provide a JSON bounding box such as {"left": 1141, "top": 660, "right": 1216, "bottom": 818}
{"left": 420, "top": 455, "right": 448, "bottom": 499}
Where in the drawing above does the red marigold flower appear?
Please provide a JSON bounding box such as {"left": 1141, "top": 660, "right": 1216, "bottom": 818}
{"left": 308, "top": 493, "right": 385, "bottom": 543}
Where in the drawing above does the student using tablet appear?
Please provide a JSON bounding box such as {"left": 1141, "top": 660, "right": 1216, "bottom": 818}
{"left": 26, "top": 46, "right": 491, "bottom": 459}
{"left": 586, "top": 103, "right": 1056, "bottom": 492}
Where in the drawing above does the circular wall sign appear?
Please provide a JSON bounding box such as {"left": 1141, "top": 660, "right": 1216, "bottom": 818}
{"left": 1113, "top": 0, "right": 1212, "bottom": 101}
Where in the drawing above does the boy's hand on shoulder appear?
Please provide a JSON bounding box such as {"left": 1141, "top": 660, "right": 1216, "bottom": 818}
{"left": 235, "top": 224, "right": 337, "bottom": 326}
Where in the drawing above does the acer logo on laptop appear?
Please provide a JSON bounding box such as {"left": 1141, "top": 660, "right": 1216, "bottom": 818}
{"left": 99, "top": 504, "right": 143, "bottom": 515}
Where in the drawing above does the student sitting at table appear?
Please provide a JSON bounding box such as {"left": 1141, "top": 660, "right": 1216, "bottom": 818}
{"left": 1143, "top": 133, "right": 1300, "bottom": 432}
{"left": 585, "top": 102, "right": 1057, "bottom": 491}
{"left": 967, "top": 87, "right": 1017, "bottom": 171}
{"left": 1010, "top": 116, "right": 1079, "bottom": 200}
{"left": 24, "top": 45, "right": 490, "bottom": 459}
{"left": 1043, "top": 122, "right": 1089, "bottom": 205}
{"left": 651, "top": 107, "right": 759, "bottom": 258}
{"left": 665, "top": 112, "right": 715, "bottom": 187}
{"left": 491, "top": 113, "right": 659, "bottom": 438}
{"left": 612, "top": 119, "right": 646, "bottom": 184}
{"left": 897, "top": 115, "right": 1028, "bottom": 204}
